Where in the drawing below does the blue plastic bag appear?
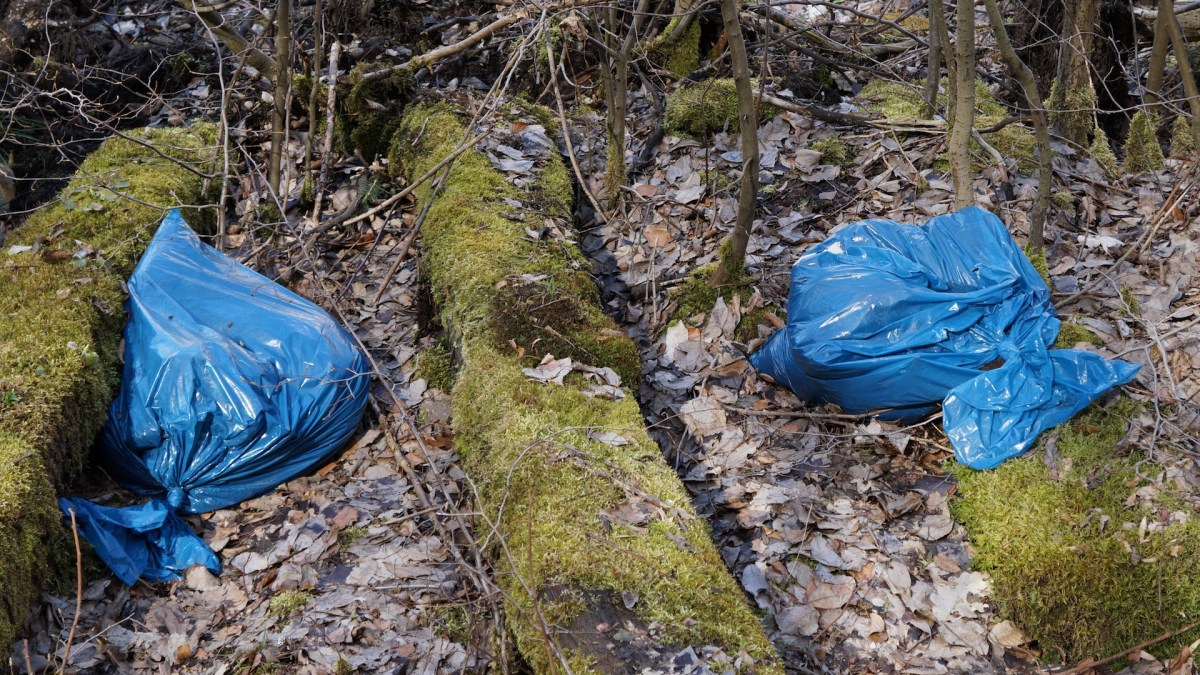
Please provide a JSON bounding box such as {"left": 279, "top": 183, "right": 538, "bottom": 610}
{"left": 60, "top": 210, "right": 369, "bottom": 583}
{"left": 748, "top": 206, "right": 1139, "bottom": 469}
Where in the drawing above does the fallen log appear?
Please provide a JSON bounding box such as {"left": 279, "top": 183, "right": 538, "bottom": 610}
{"left": 0, "top": 126, "right": 215, "bottom": 650}
{"left": 1134, "top": 2, "right": 1200, "bottom": 37}
{"left": 392, "top": 101, "right": 781, "bottom": 672}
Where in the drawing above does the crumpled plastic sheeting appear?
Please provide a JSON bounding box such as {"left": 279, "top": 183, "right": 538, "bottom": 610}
{"left": 749, "top": 206, "right": 1139, "bottom": 469}
{"left": 60, "top": 210, "right": 369, "bottom": 583}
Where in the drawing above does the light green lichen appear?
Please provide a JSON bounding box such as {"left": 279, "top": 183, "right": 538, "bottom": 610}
{"left": 1124, "top": 110, "right": 1164, "bottom": 173}
{"left": 951, "top": 398, "right": 1200, "bottom": 665}
{"left": 395, "top": 101, "right": 780, "bottom": 673}
{"left": 0, "top": 125, "right": 215, "bottom": 650}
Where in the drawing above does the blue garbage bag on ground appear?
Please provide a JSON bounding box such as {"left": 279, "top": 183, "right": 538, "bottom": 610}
{"left": 60, "top": 210, "right": 369, "bottom": 583}
{"left": 748, "top": 206, "right": 1139, "bottom": 469}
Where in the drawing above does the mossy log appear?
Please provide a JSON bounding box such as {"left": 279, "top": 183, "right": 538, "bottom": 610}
{"left": 952, "top": 398, "right": 1200, "bottom": 663}
{"left": 0, "top": 126, "right": 215, "bottom": 649}
{"left": 394, "top": 102, "right": 780, "bottom": 673}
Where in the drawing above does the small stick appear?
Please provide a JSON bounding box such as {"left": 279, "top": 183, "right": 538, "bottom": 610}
{"left": 22, "top": 639, "right": 33, "bottom": 675}
{"left": 311, "top": 39, "right": 342, "bottom": 222}
{"left": 61, "top": 508, "right": 83, "bottom": 671}
{"left": 337, "top": 127, "right": 494, "bottom": 229}
{"left": 370, "top": 205, "right": 426, "bottom": 306}
{"left": 1060, "top": 621, "right": 1198, "bottom": 675}
{"left": 545, "top": 34, "right": 608, "bottom": 222}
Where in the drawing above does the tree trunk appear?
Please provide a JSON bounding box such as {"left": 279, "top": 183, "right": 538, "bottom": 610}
{"left": 1048, "top": 0, "right": 1099, "bottom": 148}
{"left": 269, "top": 0, "right": 291, "bottom": 197}
{"left": 984, "top": 0, "right": 1051, "bottom": 250}
{"left": 710, "top": 0, "right": 759, "bottom": 286}
{"left": 1144, "top": 5, "right": 1171, "bottom": 109}
{"left": 1160, "top": 0, "right": 1200, "bottom": 149}
{"left": 948, "top": 0, "right": 975, "bottom": 209}
{"left": 924, "top": 0, "right": 946, "bottom": 118}
{"left": 603, "top": 6, "right": 629, "bottom": 209}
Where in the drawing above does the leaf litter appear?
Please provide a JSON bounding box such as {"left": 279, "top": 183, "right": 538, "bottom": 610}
{"left": 575, "top": 54, "right": 1200, "bottom": 674}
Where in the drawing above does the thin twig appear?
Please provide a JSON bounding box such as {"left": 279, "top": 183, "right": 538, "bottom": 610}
{"left": 311, "top": 39, "right": 342, "bottom": 221}
{"left": 334, "top": 127, "right": 495, "bottom": 230}
{"left": 545, "top": 29, "right": 608, "bottom": 222}
{"left": 1060, "top": 622, "right": 1198, "bottom": 675}
{"left": 60, "top": 508, "right": 83, "bottom": 672}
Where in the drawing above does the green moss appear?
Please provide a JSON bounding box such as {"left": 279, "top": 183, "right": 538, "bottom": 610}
{"left": 861, "top": 79, "right": 1037, "bottom": 173}
{"left": 269, "top": 590, "right": 314, "bottom": 620}
{"left": 396, "top": 102, "right": 780, "bottom": 672}
{"left": 981, "top": 118, "right": 1038, "bottom": 174}
{"left": 1119, "top": 284, "right": 1141, "bottom": 315}
{"left": 433, "top": 605, "right": 474, "bottom": 645}
{"left": 811, "top": 136, "right": 850, "bottom": 166}
{"left": 951, "top": 398, "right": 1200, "bottom": 664}
{"left": 734, "top": 307, "right": 775, "bottom": 344}
{"left": 345, "top": 62, "right": 412, "bottom": 160}
{"left": 1047, "top": 79, "right": 1097, "bottom": 147}
{"left": 1124, "top": 110, "right": 1164, "bottom": 173}
{"left": 1170, "top": 115, "right": 1196, "bottom": 159}
{"left": 666, "top": 259, "right": 762, "bottom": 332}
{"left": 663, "top": 79, "right": 776, "bottom": 137}
{"left": 337, "top": 525, "right": 368, "bottom": 548}
{"left": 1054, "top": 321, "right": 1104, "bottom": 348}
{"left": 878, "top": 12, "right": 930, "bottom": 42}
{"left": 0, "top": 125, "right": 214, "bottom": 650}
{"left": 1052, "top": 190, "right": 1076, "bottom": 217}
{"left": 491, "top": 283, "right": 641, "bottom": 385}
{"left": 858, "top": 79, "right": 930, "bottom": 120}
{"left": 1023, "top": 244, "right": 1050, "bottom": 287}
{"left": 1090, "top": 127, "right": 1120, "bottom": 180}
{"left": 648, "top": 19, "right": 701, "bottom": 77}
{"left": 416, "top": 338, "right": 455, "bottom": 391}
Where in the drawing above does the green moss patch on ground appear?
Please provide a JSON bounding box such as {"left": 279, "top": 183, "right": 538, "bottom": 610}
{"left": 664, "top": 78, "right": 776, "bottom": 138}
{"left": 859, "top": 79, "right": 1040, "bottom": 174}
{"left": 950, "top": 398, "right": 1200, "bottom": 665}
{"left": 395, "top": 101, "right": 780, "bottom": 672}
{"left": 1054, "top": 320, "right": 1104, "bottom": 348}
{"left": 0, "top": 125, "right": 214, "bottom": 650}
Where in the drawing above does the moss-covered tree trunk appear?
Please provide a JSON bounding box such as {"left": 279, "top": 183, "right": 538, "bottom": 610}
{"left": 392, "top": 102, "right": 780, "bottom": 673}
{"left": 1047, "top": 0, "right": 1099, "bottom": 148}
{"left": 0, "top": 126, "right": 214, "bottom": 650}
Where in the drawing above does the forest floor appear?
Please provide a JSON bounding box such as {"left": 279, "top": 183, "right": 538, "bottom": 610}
{"left": 4, "top": 0, "right": 1200, "bottom": 674}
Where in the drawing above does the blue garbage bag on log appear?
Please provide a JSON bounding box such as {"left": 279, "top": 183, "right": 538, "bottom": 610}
{"left": 748, "top": 206, "right": 1139, "bottom": 469}
{"left": 60, "top": 210, "right": 369, "bottom": 584}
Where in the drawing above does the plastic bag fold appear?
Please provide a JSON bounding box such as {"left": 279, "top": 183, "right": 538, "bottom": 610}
{"left": 749, "top": 206, "right": 1139, "bottom": 469}
{"left": 62, "top": 210, "right": 369, "bottom": 582}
